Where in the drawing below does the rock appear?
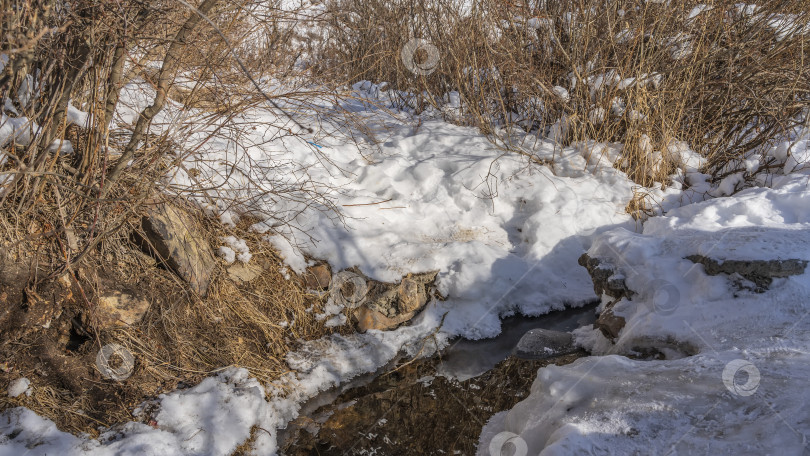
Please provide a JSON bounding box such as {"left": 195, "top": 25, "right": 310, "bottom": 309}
{"left": 227, "top": 263, "right": 263, "bottom": 283}
{"left": 140, "top": 202, "right": 216, "bottom": 296}
{"left": 354, "top": 306, "right": 416, "bottom": 332}
{"left": 578, "top": 254, "right": 633, "bottom": 300}
{"left": 95, "top": 291, "right": 151, "bottom": 327}
{"left": 334, "top": 269, "right": 438, "bottom": 332}
{"left": 365, "top": 271, "right": 437, "bottom": 317}
{"left": 514, "top": 329, "right": 579, "bottom": 360}
{"left": 363, "top": 283, "right": 400, "bottom": 317}
{"left": 594, "top": 306, "right": 625, "bottom": 341}
{"left": 397, "top": 277, "right": 427, "bottom": 314}
{"left": 578, "top": 254, "right": 629, "bottom": 340}
{"left": 686, "top": 255, "right": 808, "bottom": 289}
{"left": 408, "top": 270, "right": 440, "bottom": 284}
{"left": 304, "top": 264, "right": 331, "bottom": 290}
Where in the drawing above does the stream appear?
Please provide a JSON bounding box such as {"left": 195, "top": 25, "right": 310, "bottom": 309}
{"left": 437, "top": 303, "right": 597, "bottom": 381}
{"left": 281, "top": 303, "right": 598, "bottom": 455}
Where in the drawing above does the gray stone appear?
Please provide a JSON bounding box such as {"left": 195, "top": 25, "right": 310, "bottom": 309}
{"left": 227, "top": 263, "right": 263, "bottom": 283}
{"left": 359, "top": 281, "right": 400, "bottom": 318}
{"left": 686, "top": 255, "right": 808, "bottom": 290}
{"left": 362, "top": 274, "right": 434, "bottom": 319}
{"left": 349, "top": 270, "right": 439, "bottom": 332}
{"left": 141, "top": 202, "right": 216, "bottom": 296}
{"left": 514, "top": 329, "right": 579, "bottom": 360}
{"left": 578, "top": 254, "right": 632, "bottom": 340}
{"left": 95, "top": 291, "right": 151, "bottom": 328}
{"left": 407, "top": 270, "right": 439, "bottom": 284}
{"left": 304, "top": 264, "right": 332, "bottom": 290}
{"left": 397, "top": 277, "right": 427, "bottom": 314}
{"left": 353, "top": 306, "right": 417, "bottom": 332}
{"left": 578, "top": 254, "right": 634, "bottom": 300}
{"left": 594, "top": 306, "right": 625, "bottom": 341}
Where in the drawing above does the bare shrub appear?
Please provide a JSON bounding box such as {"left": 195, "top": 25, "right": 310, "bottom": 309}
{"left": 0, "top": 0, "right": 340, "bottom": 272}
{"left": 308, "top": 0, "right": 810, "bottom": 186}
{"left": 0, "top": 0, "right": 353, "bottom": 435}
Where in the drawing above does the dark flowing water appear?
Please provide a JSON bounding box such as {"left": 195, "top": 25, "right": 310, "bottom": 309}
{"left": 436, "top": 303, "right": 598, "bottom": 380}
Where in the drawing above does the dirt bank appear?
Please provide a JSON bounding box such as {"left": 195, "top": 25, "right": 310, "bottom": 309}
{"left": 282, "top": 351, "right": 586, "bottom": 455}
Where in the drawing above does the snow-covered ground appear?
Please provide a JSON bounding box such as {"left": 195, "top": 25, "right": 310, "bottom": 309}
{"left": 2, "top": 75, "right": 810, "bottom": 455}
{"left": 111, "top": 78, "right": 682, "bottom": 339}
{"left": 479, "top": 166, "right": 810, "bottom": 455}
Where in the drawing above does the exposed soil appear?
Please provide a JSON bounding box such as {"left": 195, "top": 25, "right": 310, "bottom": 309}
{"left": 0, "top": 249, "right": 177, "bottom": 434}
{"left": 282, "top": 352, "right": 586, "bottom": 455}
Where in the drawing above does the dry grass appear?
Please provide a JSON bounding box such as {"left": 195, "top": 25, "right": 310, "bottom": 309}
{"left": 0, "top": 1, "right": 353, "bottom": 437}
{"left": 305, "top": 0, "right": 810, "bottom": 186}
{"left": 0, "top": 0, "right": 349, "bottom": 441}
{"left": 120, "top": 214, "right": 338, "bottom": 384}
{"left": 0, "top": 207, "right": 341, "bottom": 436}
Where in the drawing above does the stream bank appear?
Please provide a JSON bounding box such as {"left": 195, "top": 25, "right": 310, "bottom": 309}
{"left": 281, "top": 352, "right": 585, "bottom": 455}
{"left": 280, "top": 304, "right": 597, "bottom": 455}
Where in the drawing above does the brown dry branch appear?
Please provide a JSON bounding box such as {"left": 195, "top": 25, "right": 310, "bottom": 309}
{"left": 0, "top": 0, "right": 353, "bottom": 438}
{"left": 303, "top": 0, "right": 810, "bottom": 186}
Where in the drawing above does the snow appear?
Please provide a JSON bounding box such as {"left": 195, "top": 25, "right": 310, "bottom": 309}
{"left": 0, "top": 114, "right": 39, "bottom": 148}
{"left": 1, "top": 369, "right": 273, "bottom": 456}
{"left": 113, "top": 79, "right": 669, "bottom": 340}
{"left": 0, "top": 98, "right": 88, "bottom": 150}
{"left": 223, "top": 236, "right": 252, "bottom": 263}
{"left": 4, "top": 53, "right": 809, "bottom": 456}
{"left": 265, "top": 234, "right": 308, "bottom": 273}
{"left": 0, "top": 79, "right": 661, "bottom": 455}
{"left": 6, "top": 378, "right": 30, "bottom": 398}
{"left": 783, "top": 136, "right": 810, "bottom": 174}
{"left": 478, "top": 169, "right": 810, "bottom": 455}
{"left": 479, "top": 353, "right": 810, "bottom": 455}
{"left": 218, "top": 246, "right": 236, "bottom": 264}
{"left": 664, "top": 139, "right": 706, "bottom": 173}
{"left": 67, "top": 103, "right": 90, "bottom": 128}
{"left": 150, "top": 369, "right": 267, "bottom": 455}
{"left": 0, "top": 113, "right": 81, "bottom": 153}
{"left": 315, "top": 300, "right": 345, "bottom": 324}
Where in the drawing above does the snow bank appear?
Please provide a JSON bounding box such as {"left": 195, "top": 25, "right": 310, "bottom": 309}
{"left": 0, "top": 79, "right": 715, "bottom": 455}
{"left": 479, "top": 353, "right": 810, "bottom": 455}
{"left": 479, "top": 170, "right": 810, "bottom": 455}
{"left": 1, "top": 369, "right": 269, "bottom": 456}
{"left": 292, "top": 117, "right": 643, "bottom": 339}
{"left": 115, "top": 79, "right": 667, "bottom": 340}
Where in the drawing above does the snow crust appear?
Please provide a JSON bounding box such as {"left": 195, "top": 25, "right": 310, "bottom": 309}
{"left": 478, "top": 169, "right": 810, "bottom": 455}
